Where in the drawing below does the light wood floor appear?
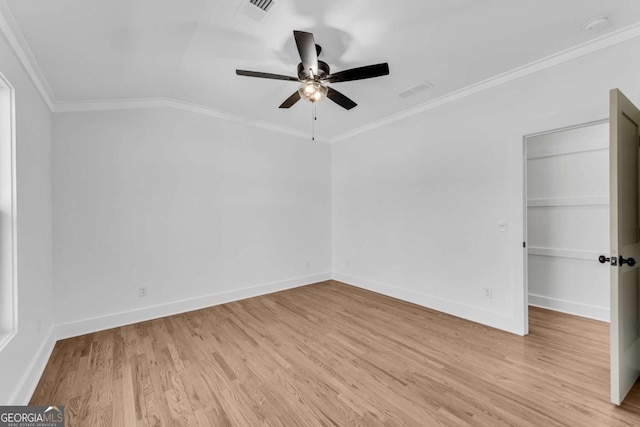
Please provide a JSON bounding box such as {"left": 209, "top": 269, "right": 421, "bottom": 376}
{"left": 31, "top": 280, "right": 640, "bottom": 426}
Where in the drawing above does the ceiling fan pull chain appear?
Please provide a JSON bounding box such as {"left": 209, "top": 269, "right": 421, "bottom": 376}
{"left": 311, "top": 103, "right": 315, "bottom": 141}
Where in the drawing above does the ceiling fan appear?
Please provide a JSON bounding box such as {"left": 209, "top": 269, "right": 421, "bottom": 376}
{"left": 235, "top": 30, "right": 390, "bottom": 110}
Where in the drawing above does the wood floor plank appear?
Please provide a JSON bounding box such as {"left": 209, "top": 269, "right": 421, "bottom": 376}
{"left": 30, "top": 280, "right": 640, "bottom": 426}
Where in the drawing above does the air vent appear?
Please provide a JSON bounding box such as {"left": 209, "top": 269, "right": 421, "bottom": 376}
{"left": 250, "top": 0, "right": 275, "bottom": 12}
{"left": 399, "top": 81, "right": 434, "bottom": 99}
{"left": 237, "top": 0, "right": 278, "bottom": 21}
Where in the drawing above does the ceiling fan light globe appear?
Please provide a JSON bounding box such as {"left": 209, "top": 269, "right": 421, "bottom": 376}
{"left": 303, "top": 83, "right": 316, "bottom": 95}
{"left": 298, "top": 81, "right": 328, "bottom": 103}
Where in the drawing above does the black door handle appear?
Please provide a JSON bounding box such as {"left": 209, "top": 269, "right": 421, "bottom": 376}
{"left": 620, "top": 256, "right": 636, "bottom": 267}
{"left": 599, "top": 255, "right": 610, "bottom": 264}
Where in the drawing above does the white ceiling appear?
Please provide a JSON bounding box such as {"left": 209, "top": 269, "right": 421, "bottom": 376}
{"left": 4, "top": 0, "right": 640, "bottom": 139}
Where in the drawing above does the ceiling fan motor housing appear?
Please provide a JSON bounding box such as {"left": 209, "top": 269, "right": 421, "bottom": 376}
{"left": 298, "top": 61, "right": 330, "bottom": 81}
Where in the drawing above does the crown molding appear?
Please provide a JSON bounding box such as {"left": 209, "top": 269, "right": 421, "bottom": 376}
{"left": 330, "top": 22, "right": 640, "bottom": 143}
{"left": 53, "top": 97, "right": 330, "bottom": 142}
{"left": 0, "top": 0, "right": 56, "bottom": 110}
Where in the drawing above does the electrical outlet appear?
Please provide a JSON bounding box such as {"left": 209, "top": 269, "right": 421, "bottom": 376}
{"left": 483, "top": 288, "right": 493, "bottom": 299}
{"left": 498, "top": 220, "right": 507, "bottom": 232}
{"left": 138, "top": 287, "right": 148, "bottom": 298}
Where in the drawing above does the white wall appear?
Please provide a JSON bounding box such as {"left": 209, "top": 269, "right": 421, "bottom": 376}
{"left": 332, "top": 37, "right": 640, "bottom": 335}
{"left": 0, "top": 34, "right": 54, "bottom": 403}
{"left": 527, "top": 123, "right": 610, "bottom": 321}
{"left": 53, "top": 108, "right": 332, "bottom": 337}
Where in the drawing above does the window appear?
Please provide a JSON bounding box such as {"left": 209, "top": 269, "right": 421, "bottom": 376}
{"left": 0, "top": 71, "right": 16, "bottom": 351}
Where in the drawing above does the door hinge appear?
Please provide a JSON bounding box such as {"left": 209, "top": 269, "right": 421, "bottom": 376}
{"left": 523, "top": 242, "right": 526, "bottom": 248}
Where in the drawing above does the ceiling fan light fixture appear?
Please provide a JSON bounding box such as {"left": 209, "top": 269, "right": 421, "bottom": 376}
{"left": 236, "top": 30, "right": 389, "bottom": 110}
{"left": 298, "top": 81, "right": 327, "bottom": 103}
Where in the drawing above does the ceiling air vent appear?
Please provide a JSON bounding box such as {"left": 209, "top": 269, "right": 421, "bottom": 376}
{"left": 238, "top": 0, "right": 278, "bottom": 21}
{"left": 399, "top": 81, "right": 434, "bottom": 99}
{"left": 250, "top": 0, "right": 274, "bottom": 12}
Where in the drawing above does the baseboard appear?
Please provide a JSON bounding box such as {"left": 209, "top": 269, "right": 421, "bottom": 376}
{"left": 332, "top": 272, "right": 522, "bottom": 335}
{"left": 9, "top": 325, "right": 57, "bottom": 405}
{"left": 56, "top": 273, "right": 331, "bottom": 340}
{"left": 528, "top": 293, "right": 609, "bottom": 322}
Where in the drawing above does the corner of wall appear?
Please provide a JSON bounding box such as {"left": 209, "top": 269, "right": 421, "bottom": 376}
{"left": 9, "top": 325, "right": 56, "bottom": 404}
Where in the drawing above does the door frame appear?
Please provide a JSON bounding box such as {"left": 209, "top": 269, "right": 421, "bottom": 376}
{"left": 521, "top": 118, "right": 609, "bottom": 332}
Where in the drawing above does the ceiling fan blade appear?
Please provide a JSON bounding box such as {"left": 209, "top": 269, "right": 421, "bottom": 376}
{"left": 236, "top": 70, "right": 299, "bottom": 81}
{"left": 324, "top": 63, "right": 390, "bottom": 83}
{"left": 293, "top": 30, "right": 318, "bottom": 75}
{"left": 279, "top": 91, "right": 301, "bottom": 108}
{"left": 326, "top": 87, "right": 357, "bottom": 110}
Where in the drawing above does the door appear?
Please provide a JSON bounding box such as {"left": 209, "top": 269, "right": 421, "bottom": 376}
{"left": 610, "top": 88, "right": 640, "bottom": 405}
